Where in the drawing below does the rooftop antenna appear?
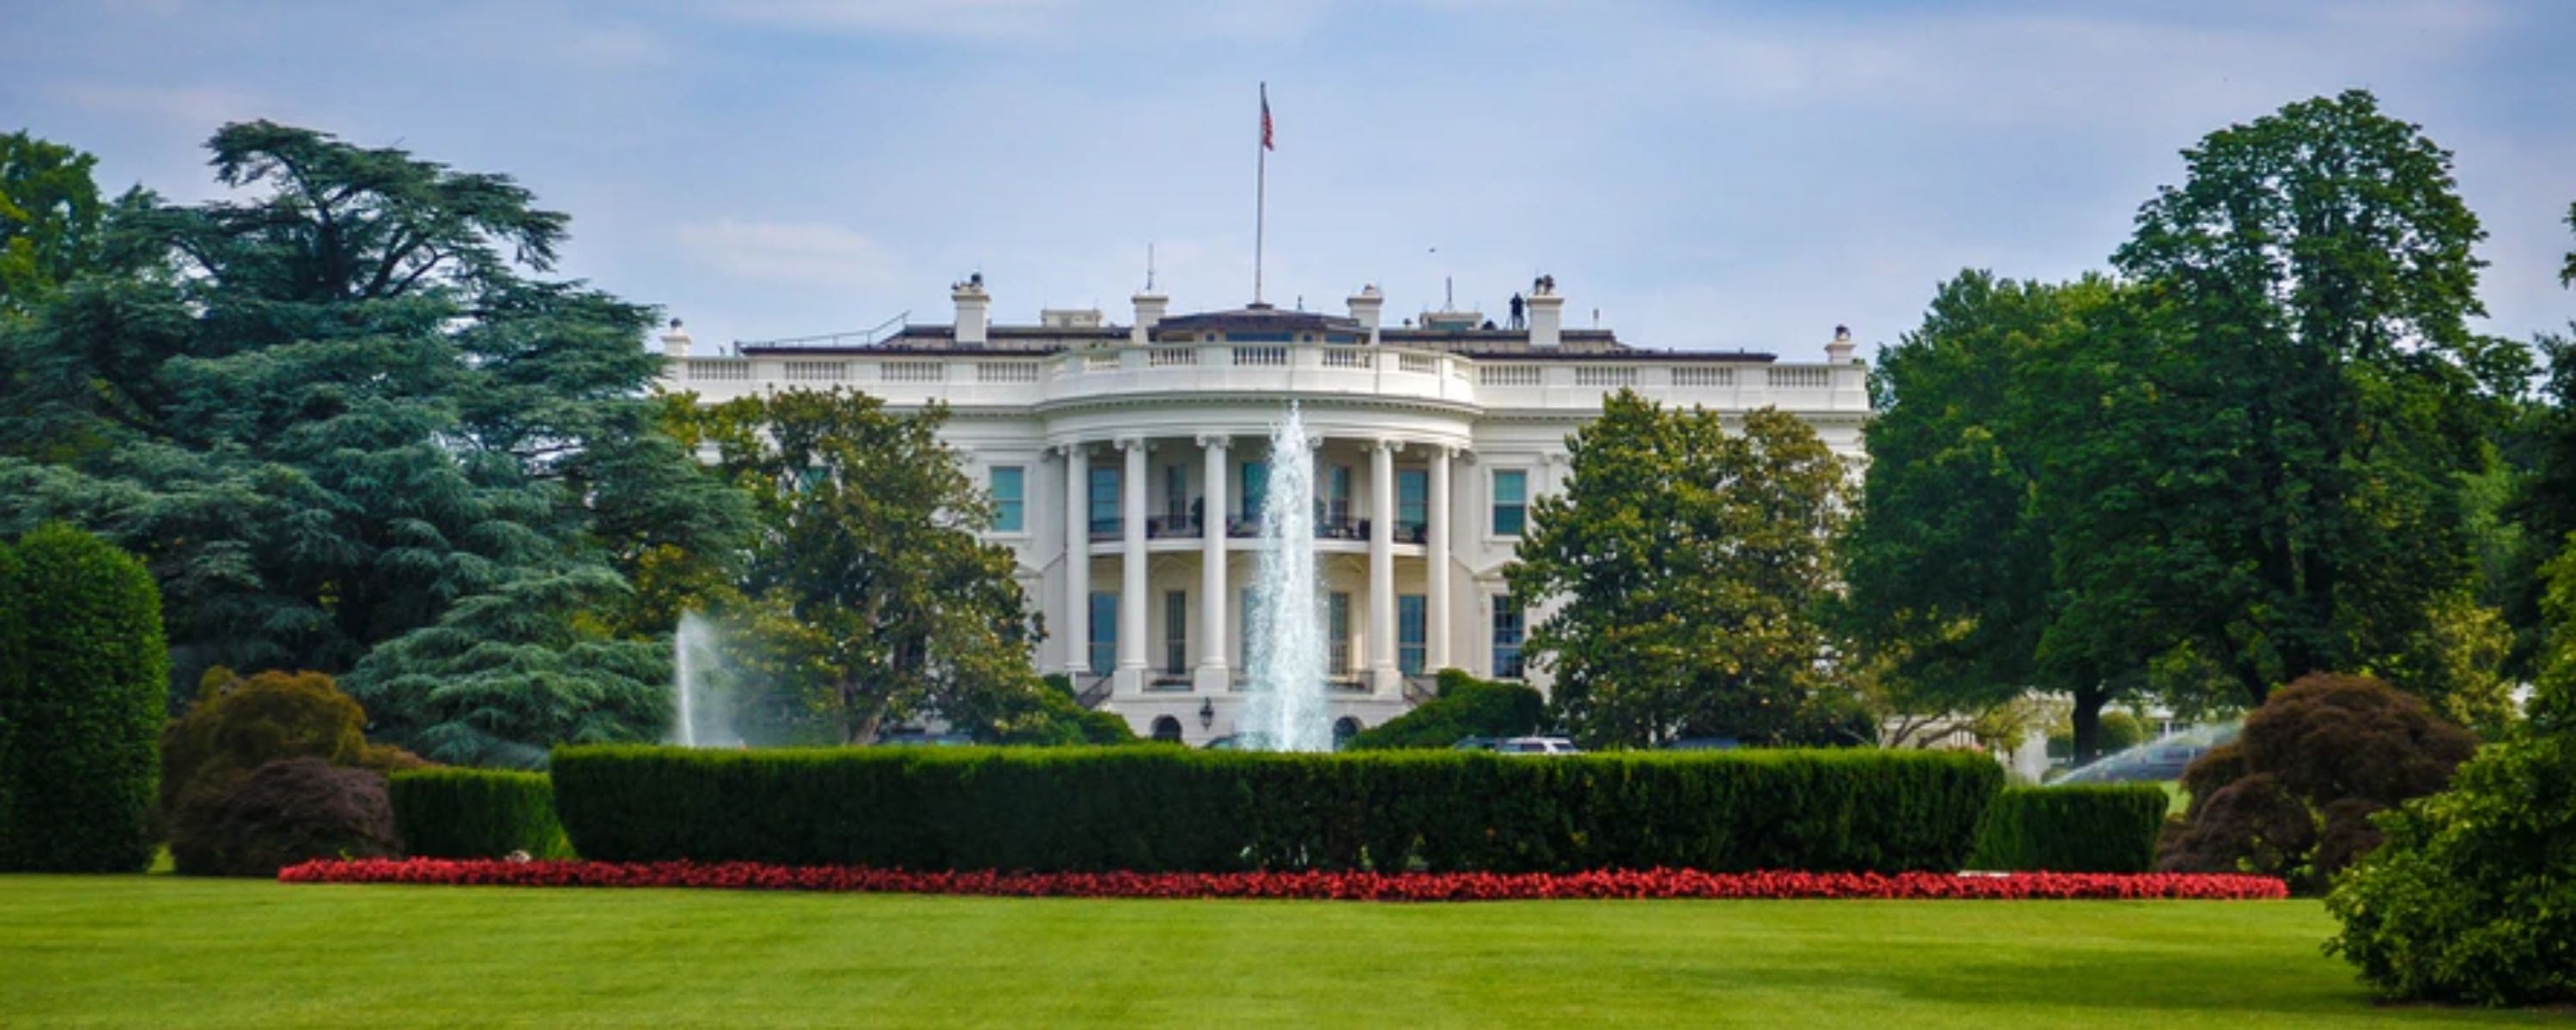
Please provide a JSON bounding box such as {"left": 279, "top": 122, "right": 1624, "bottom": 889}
{"left": 1444, "top": 276, "right": 1455, "bottom": 311}
{"left": 1145, "top": 243, "right": 1157, "bottom": 291}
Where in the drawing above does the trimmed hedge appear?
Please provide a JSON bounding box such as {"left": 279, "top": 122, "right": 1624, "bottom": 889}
{"left": 552, "top": 745, "right": 2002, "bottom": 874}
{"left": 391, "top": 769, "right": 572, "bottom": 859}
{"left": 1970, "top": 785, "right": 2168, "bottom": 872}
{"left": 0, "top": 525, "right": 167, "bottom": 873}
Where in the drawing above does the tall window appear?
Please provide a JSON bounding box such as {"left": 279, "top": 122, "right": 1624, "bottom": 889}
{"left": 1398, "top": 594, "right": 1426, "bottom": 675}
{"left": 988, "top": 466, "right": 1025, "bottom": 532}
{"left": 1327, "top": 464, "right": 1353, "bottom": 524}
{"left": 1397, "top": 469, "right": 1428, "bottom": 540}
{"left": 1089, "top": 466, "right": 1121, "bottom": 538}
{"left": 1492, "top": 470, "right": 1528, "bottom": 536}
{"left": 1163, "top": 590, "right": 1188, "bottom": 675}
{"left": 1328, "top": 591, "right": 1352, "bottom": 676}
{"left": 1242, "top": 460, "right": 1268, "bottom": 522}
{"left": 1492, "top": 595, "right": 1525, "bottom": 679}
{"left": 1088, "top": 591, "right": 1117, "bottom": 676}
{"left": 1163, "top": 464, "right": 1188, "bottom": 522}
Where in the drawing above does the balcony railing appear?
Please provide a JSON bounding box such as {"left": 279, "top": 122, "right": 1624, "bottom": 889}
{"left": 674, "top": 342, "right": 1868, "bottom": 416}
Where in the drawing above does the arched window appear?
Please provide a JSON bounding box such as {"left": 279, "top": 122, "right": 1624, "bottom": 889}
{"left": 1151, "top": 716, "right": 1183, "bottom": 744}
{"left": 1333, "top": 717, "right": 1362, "bottom": 750}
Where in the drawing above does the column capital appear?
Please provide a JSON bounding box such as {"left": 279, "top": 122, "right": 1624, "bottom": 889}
{"left": 1370, "top": 438, "right": 1402, "bottom": 454}
{"left": 1194, "top": 433, "right": 1230, "bottom": 449}
{"left": 1115, "top": 435, "right": 1149, "bottom": 452}
{"left": 1542, "top": 450, "right": 1571, "bottom": 466}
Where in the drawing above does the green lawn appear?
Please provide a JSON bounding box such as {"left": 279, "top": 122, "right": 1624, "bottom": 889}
{"left": 0, "top": 876, "right": 2548, "bottom": 1028}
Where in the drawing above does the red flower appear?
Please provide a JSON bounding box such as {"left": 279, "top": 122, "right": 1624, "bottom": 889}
{"left": 278, "top": 859, "right": 2290, "bottom": 901}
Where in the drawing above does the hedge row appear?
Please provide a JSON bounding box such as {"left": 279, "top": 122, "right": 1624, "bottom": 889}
{"left": 1969, "top": 785, "right": 2169, "bottom": 873}
{"left": 390, "top": 769, "right": 571, "bottom": 859}
{"left": 550, "top": 745, "right": 2002, "bottom": 874}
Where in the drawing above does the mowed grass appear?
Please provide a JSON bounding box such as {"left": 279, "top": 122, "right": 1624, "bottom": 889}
{"left": 0, "top": 876, "right": 2552, "bottom": 1029}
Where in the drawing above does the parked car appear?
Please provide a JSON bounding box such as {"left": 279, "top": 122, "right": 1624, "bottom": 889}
{"left": 1492, "top": 736, "right": 1582, "bottom": 755}
{"left": 1659, "top": 736, "right": 1742, "bottom": 752}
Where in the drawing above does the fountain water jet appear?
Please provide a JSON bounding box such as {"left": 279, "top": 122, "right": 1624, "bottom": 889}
{"left": 1242, "top": 404, "right": 1334, "bottom": 751}
{"left": 671, "top": 611, "right": 739, "bottom": 748}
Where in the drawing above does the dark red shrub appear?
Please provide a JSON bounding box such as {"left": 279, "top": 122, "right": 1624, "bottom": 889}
{"left": 200, "top": 758, "right": 398, "bottom": 876}
{"left": 2159, "top": 673, "right": 2476, "bottom": 890}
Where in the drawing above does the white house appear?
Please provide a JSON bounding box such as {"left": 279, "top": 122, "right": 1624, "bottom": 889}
{"left": 660, "top": 276, "right": 1869, "bottom": 746}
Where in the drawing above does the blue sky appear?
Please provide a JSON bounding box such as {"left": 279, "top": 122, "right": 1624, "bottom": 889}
{"left": 5, "top": 0, "right": 2573, "bottom": 360}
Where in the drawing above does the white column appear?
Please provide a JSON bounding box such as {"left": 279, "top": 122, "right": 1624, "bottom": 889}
{"left": 1369, "top": 439, "right": 1398, "bottom": 692}
{"left": 1063, "top": 445, "right": 1090, "bottom": 677}
{"left": 1427, "top": 445, "right": 1453, "bottom": 673}
{"left": 1197, "top": 433, "right": 1230, "bottom": 691}
{"left": 1118, "top": 437, "right": 1149, "bottom": 689}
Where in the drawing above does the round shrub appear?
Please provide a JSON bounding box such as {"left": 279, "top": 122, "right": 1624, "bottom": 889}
{"left": 0, "top": 524, "right": 167, "bottom": 873}
{"left": 2158, "top": 672, "right": 2474, "bottom": 892}
{"left": 162, "top": 669, "right": 419, "bottom": 876}
{"left": 197, "top": 757, "right": 398, "bottom": 876}
{"left": 1349, "top": 670, "right": 1544, "bottom": 749}
{"left": 2324, "top": 730, "right": 2576, "bottom": 1005}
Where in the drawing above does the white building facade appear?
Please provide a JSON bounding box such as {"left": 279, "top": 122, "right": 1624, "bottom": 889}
{"left": 663, "top": 278, "right": 1869, "bottom": 746}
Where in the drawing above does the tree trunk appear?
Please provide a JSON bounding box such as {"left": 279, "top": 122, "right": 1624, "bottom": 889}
{"left": 2071, "top": 685, "right": 2105, "bottom": 765}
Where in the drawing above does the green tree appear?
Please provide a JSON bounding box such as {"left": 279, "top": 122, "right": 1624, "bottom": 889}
{"left": 0, "top": 122, "right": 747, "bottom": 763}
{"left": 671, "top": 388, "right": 1041, "bottom": 745}
{"left": 0, "top": 524, "right": 167, "bottom": 872}
{"left": 0, "top": 132, "right": 117, "bottom": 320}
{"left": 2049, "top": 90, "right": 2518, "bottom": 724}
{"left": 1507, "top": 395, "right": 1850, "bottom": 748}
{"left": 2494, "top": 203, "right": 2576, "bottom": 676}
{"left": 1839, "top": 271, "right": 2149, "bottom": 757}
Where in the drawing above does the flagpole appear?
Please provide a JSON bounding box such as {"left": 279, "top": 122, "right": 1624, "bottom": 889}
{"left": 1255, "top": 82, "right": 1267, "bottom": 306}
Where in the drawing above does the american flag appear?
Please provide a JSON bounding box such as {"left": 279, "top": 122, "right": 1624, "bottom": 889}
{"left": 1261, "top": 85, "right": 1274, "bottom": 151}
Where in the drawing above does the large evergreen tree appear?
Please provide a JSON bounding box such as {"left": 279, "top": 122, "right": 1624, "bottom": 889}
{"left": 0, "top": 122, "right": 745, "bottom": 764}
{"left": 1508, "top": 395, "right": 1850, "bottom": 748}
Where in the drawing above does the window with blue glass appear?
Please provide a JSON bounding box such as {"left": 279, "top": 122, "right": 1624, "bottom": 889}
{"left": 1326, "top": 464, "right": 1352, "bottom": 524}
{"left": 1492, "top": 596, "right": 1525, "bottom": 679}
{"left": 1089, "top": 465, "right": 1121, "bottom": 538}
{"left": 1492, "top": 470, "right": 1528, "bottom": 536}
{"left": 1163, "top": 464, "right": 1188, "bottom": 522}
{"left": 1398, "top": 594, "right": 1426, "bottom": 675}
{"left": 988, "top": 466, "right": 1024, "bottom": 532}
{"left": 1088, "top": 591, "right": 1117, "bottom": 676}
{"left": 1397, "top": 469, "right": 1428, "bottom": 540}
{"left": 1241, "top": 460, "right": 1268, "bottom": 522}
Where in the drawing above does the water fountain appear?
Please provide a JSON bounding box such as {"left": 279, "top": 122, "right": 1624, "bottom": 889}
{"left": 1242, "top": 404, "right": 1334, "bottom": 752}
{"left": 671, "top": 610, "right": 740, "bottom": 748}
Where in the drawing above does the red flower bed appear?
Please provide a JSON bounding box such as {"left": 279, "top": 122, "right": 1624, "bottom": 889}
{"left": 278, "top": 858, "right": 2287, "bottom": 901}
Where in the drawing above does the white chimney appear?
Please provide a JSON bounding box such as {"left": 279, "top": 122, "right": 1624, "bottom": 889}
{"left": 1527, "top": 276, "right": 1564, "bottom": 349}
{"left": 1131, "top": 291, "right": 1168, "bottom": 345}
{"left": 1347, "top": 285, "right": 1384, "bottom": 343}
{"left": 1826, "top": 324, "right": 1855, "bottom": 363}
{"left": 659, "top": 318, "right": 693, "bottom": 360}
{"left": 953, "top": 275, "right": 991, "bottom": 347}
